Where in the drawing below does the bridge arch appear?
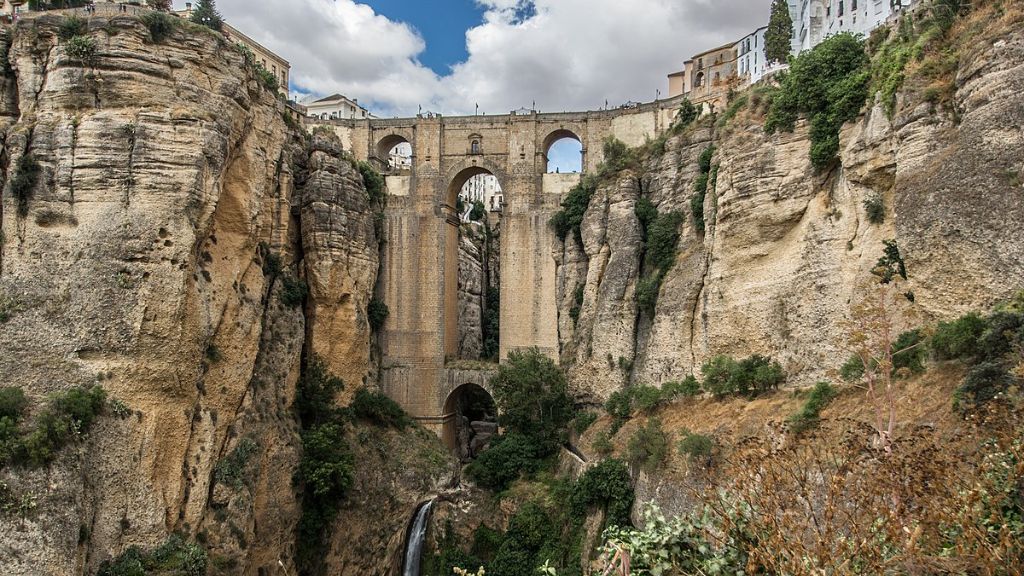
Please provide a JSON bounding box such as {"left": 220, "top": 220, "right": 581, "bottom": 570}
{"left": 542, "top": 128, "right": 584, "bottom": 174}
{"left": 375, "top": 132, "right": 413, "bottom": 171}
{"left": 441, "top": 383, "right": 497, "bottom": 460}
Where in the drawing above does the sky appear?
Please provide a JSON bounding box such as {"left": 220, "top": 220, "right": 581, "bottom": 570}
{"left": 178, "top": 0, "right": 769, "bottom": 118}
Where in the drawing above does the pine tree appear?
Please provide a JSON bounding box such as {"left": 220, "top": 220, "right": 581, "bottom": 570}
{"left": 765, "top": 0, "right": 794, "bottom": 64}
{"left": 190, "top": 0, "right": 224, "bottom": 32}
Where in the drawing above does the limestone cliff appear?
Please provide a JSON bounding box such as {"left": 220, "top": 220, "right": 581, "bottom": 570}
{"left": 0, "top": 13, "right": 386, "bottom": 575}
{"left": 557, "top": 22, "right": 1024, "bottom": 402}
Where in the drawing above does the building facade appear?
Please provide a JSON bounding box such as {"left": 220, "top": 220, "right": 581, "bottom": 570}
{"left": 792, "top": 0, "right": 917, "bottom": 53}
{"left": 460, "top": 174, "right": 504, "bottom": 214}
{"left": 305, "top": 94, "right": 371, "bottom": 121}
{"left": 735, "top": 26, "right": 768, "bottom": 85}
{"left": 667, "top": 43, "right": 739, "bottom": 111}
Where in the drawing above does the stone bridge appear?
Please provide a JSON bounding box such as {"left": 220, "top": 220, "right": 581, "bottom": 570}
{"left": 307, "top": 96, "right": 685, "bottom": 441}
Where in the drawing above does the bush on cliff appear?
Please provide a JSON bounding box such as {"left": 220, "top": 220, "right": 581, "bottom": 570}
{"left": 550, "top": 176, "right": 597, "bottom": 243}
{"left": 141, "top": 12, "right": 177, "bottom": 43}
{"left": 765, "top": 33, "right": 870, "bottom": 170}
{"left": 98, "top": 534, "right": 207, "bottom": 576}
{"left": 492, "top": 348, "right": 574, "bottom": 451}
{"left": 294, "top": 357, "right": 355, "bottom": 574}
{"left": 351, "top": 388, "right": 410, "bottom": 429}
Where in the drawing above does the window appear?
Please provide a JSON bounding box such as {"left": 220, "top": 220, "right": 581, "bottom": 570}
{"left": 839, "top": 1, "right": 844, "bottom": 16}
{"left": 471, "top": 140, "right": 481, "bottom": 154}
{"left": 852, "top": 0, "right": 857, "bottom": 9}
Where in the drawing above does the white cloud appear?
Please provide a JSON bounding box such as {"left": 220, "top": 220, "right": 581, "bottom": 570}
{"left": 189, "top": 0, "right": 767, "bottom": 116}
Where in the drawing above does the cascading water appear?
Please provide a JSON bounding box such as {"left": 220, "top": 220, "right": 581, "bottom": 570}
{"left": 402, "top": 499, "right": 435, "bottom": 576}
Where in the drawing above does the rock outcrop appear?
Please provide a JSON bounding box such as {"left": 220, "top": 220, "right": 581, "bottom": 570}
{"left": 0, "top": 14, "right": 385, "bottom": 575}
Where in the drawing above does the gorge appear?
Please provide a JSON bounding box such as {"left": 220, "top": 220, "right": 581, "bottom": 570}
{"left": 0, "top": 2, "right": 1023, "bottom": 576}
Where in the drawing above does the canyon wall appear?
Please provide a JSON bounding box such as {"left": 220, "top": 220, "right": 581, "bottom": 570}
{"left": 0, "top": 14, "right": 386, "bottom": 575}
{"left": 557, "top": 24, "right": 1024, "bottom": 403}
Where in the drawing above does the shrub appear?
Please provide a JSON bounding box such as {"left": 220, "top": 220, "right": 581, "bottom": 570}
{"left": 605, "top": 389, "right": 633, "bottom": 433}
{"left": 592, "top": 430, "right": 614, "bottom": 456}
{"left": 677, "top": 429, "right": 715, "bottom": 466}
{"left": 368, "top": 297, "right": 389, "bottom": 331}
{"left": 634, "top": 197, "right": 658, "bottom": 232}
{"left": 16, "top": 385, "right": 107, "bottom": 467}
{"left": 874, "top": 239, "right": 907, "bottom": 284}
{"left": 351, "top": 388, "right": 410, "bottom": 429}
{"left": 279, "top": 274, "right": 308, "bottom": 308}
{"left": 570, "top": 458, "right": 634, "bottom": 527}
{"left": 892, "top": 329, "right": 927, "bottom": 376}
{"left": 716, "top": 94, "right": 749, "bottom": 128}
{"left": 213, "top": 438, "right": 259, "bottom": 490}
{"left": 675, "top": 98, "right": 698, "bottom": 128}
{"left": 572, "top": 411, "right": 597, "bottom": 434}
{"left": 600, "top": 137, "right": 632, "bottom": 174}
{"left": 627, "top": 418, "right": 669, "bottom": 472}
{"left": 58, "top": 16, "right": 87, "bottom": 41}
{"left": 357, "top": 161, "right": 386, "bottom": 205}
{"left": 787, "top": 381, "right": 837, "bottom": 434}
{"left": 663, "top": 376, "right": 701, "bottom": 397}
{"left": 932, "top": 313, "right": 987, "bottom": 360}
{"left": 295, "top": 357, "right": 344, "bottom": 426}
{"left": 691, "top": 146, "right": 716, "bottom": 233}
{"left": 864, "top": 194, "right": 885, "bottom": 224}
{"left": 147, "top": 0, "right": 173, "bottom": 9}
{"left": 0, "top": 387, "right": 27, "bottom": 422}
{"left": 631, "top": 385, "right": 664, "bottom": 412}
{"left": 550, "top": 177, "right": 597, "bottom": 243}
{"left": 470, "top": 200, "right": 486, "bottom": 221}
{"left": 298, "top": 422, "right": 353, "bottom": 499}
{"left": 635, "top": 274, "right": 661, "bottom": 316}
{"left": 491, "top": 348, "right": 573, "bottom": 451}
{"left": 569, "top": 284, "right": 584, "bottom": 324}
{"left": 466, "top": 432, "right": 544, "bottom": 491}
{"left": 764, "top": 33, "right": 870, "bottom": 170}
{"left": 65, "top": 36, "right": 97, "bottom": 65}
{"left": 98, "top": 534, "right": 207, "bottom": 576}
{"left": 734, "top": 354, "right": 786, "bottom": 394}
{"left": 11, "top": 154, "right": 41, "bottom": 217}
{"left": 141, "top": 11, "right": 176, "bottom": 43}
{"left": 954, "top": 361, "right": 1015, "bottom": 413}
{"left": 254, "top": 65, "right": 279, "bottom": 93}
{"left": 701, "top": 355, "right": 739, "bottom": 398}
{"left": 840, "top": 354, "right": 865, "bottom": 382}
{"left": 976, "top": 311, "right": 1024, "bottom": 363}
{"left": 646, "top": 211, "right": 684, "bottom": 273}
{"left": 293, "top": 357, "right": 352, "bottom": 574}
{"left": 108, "top": 398, "right": 131, "bottom": 419}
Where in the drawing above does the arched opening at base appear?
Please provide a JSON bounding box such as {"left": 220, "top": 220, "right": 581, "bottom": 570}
{"left": 441, "top": 384, "right": 497, "bottom": 462}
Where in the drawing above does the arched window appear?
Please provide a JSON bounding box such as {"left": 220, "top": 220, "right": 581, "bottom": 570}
{"left": 471, "top": 140, "right": 481, "bottom": 154}
{"left": 694, "top": 71, "right": 705, "bottom": 88}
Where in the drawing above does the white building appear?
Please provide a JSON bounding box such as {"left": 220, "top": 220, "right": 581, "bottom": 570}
{"left": 735, "top": 26, "right": 768, "bottom": 84}
{"left": 306, "top": 94, "right": 370, "bottom": 121}
{"left": 460, "top": 174, "right": 503, "bottom": 215}
{"left": 792, "top": 0, "right": 917, "bottom": 54}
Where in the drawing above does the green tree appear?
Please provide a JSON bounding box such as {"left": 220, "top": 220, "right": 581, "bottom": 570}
{"left": 491, "top": 348, "right": 574, "bottom": 451}
{"left": 765, "top": 0, "right": 794, "bottom": 64}
{"left": 190, "top": 0, "right": 223, "bottom": 32}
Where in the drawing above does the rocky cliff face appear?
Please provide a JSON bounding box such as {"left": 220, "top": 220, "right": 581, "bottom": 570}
{"left": 0, "top": 14, "right": 386, "bottom": 575}
{"left": 558, "top": 24, "right": 1024, "bottom": 402}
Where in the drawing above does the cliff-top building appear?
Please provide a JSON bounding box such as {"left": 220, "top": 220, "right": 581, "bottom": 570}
{"left": 305, "top": 94, "right": 371, "bottom": 121}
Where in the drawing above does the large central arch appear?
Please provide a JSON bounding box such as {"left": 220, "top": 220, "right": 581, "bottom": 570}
{"left": 444, "top": 164, "right": 504, "bottom": 361}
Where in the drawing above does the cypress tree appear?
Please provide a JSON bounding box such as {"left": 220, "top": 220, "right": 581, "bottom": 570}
{"left": 765, "top": 0, "right": 794, "bottom": 64}
{"left": 190, "top": 0, "right": 224, "bottom": 32}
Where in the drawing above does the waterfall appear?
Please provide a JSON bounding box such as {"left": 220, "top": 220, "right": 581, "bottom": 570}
{"left": 402, "top": 499, "right": 435, "bottom": 576}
